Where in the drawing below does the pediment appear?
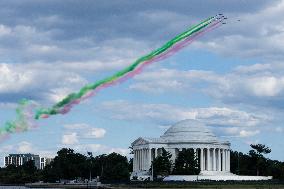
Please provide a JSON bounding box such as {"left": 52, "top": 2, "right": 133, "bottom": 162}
{"left": 132, "top": 137, "right": 149, "bottom": 146}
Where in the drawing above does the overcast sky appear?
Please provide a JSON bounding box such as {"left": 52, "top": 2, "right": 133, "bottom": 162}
{"left": 0, "top": 0, "right": 284, "bottom": 164}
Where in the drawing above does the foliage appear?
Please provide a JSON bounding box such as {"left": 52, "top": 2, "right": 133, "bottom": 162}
{"left": 92, "top": 152, "right": 130, "bottom": 182}
{"left": 249, "top": 144, "right": 271, "bottom": 176}
{"left": 0, "top": 148, "right": 130, "bottom": 184}
{"left": 230, "top": 143, "right": 284, "bottom": 179}
{"left": 172, "top": 149, "right": 200, "bottom": 175}
{"left": 0, "top": 160, "right": 38, "bottom": 184}
{"left": 152, "top": 148, "right": 172, "bottom": 178}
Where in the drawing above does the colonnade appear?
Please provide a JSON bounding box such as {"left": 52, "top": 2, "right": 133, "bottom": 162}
{"left": 133, "top": 147, "right": 230, "bottom": 172}
{"left": 198, "top": 148, "right": 230, "bottom": 172}
{"left": 133, "top": 148, "right": 153, "bottom": 171}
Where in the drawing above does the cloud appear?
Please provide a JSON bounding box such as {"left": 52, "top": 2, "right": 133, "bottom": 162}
{"left": 0, "top": 0, "right": 281, "bottom": 106}
{"left": 99, "top": 100, "right": 267, "bottom": 127}
{"left": 16, "top": 141, "right": 34, "bottom": 153}
{"left": 62, "top": 132, "right": 78, "bottom": 145}
{"left": 83, "top": 128, "right": 106, "bottom": 139}
{"left": 130, "top": 64, "right": 284, "bottom": 110}
{"left": 63, "top": 123, "right": 106, "bottom": 140}
{"left": 0, "top": 63, "right": 87, "bottom": 103}
{"left": 223, "top": 127, "right": 260, "bottom": 138}
{"left": 192, "top": 0, "right": 284, "bottom": 60}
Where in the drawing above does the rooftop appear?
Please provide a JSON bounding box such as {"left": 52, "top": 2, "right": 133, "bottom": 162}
{"left": 160, "top": 119, "right": 220, "bottom": 143}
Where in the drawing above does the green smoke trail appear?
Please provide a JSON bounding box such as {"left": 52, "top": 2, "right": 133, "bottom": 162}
{"left": 35, "top": 16, "right": 216, "bottom": 119}
{"left": 0, "top": 99, "right": 36, "bottom": 137}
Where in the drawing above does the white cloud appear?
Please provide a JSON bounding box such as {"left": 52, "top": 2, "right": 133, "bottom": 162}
{"left": 100, "top": 100, "right": 267, "bottom": 127}
{"left": 223, "top": 127, "right": 260, "bottom": 138}
{"left": 83, "top": 128, "right": 106, "bottom": 139}
{"left": 17, "top": 141, "right": 34, "bottom": 153}
{"left": 62, "top": 132, "right": 79, "bottom": 145}
{"left": 130, "top": 64, "right": 284, "bottom": 110}
{"left": 239, "top": 130, "right": 260, "bottom": 137}
{"left": 192, "top": 0, "right": 284, "bottom": 60}
{"left": 63, "top": 123, "right": 106, "bottom": 139}
{"left": 0, "top": 63, "right": 87, "bottom": 103}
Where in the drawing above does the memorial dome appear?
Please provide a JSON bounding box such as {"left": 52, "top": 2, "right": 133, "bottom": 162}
{"left": 161, "top": 119, "right": 219, "bottom": 142}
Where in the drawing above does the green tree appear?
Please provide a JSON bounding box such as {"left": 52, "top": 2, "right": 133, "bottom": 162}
{"left": 92, "top": 153, "right": 129, "bottom": 182}
{"left": 172, "top": 149, "right": 200, "bottom": 175}
{"left": 152, "top": 148, "right": 172, "bottom": 178}
{"left": 249, "top": 144, "right": 271, "bottom": 176}
{"left": 128, "top": 158, "right": 133, "bottom": 172}
{"left": 43, "top": 148, "right": 88, "bottom": 181}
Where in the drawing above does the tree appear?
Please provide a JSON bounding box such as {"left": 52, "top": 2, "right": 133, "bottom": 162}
{"left": 152, "top": 148, "right": 172, "bottom": 179}
{"left": 172, "top": 149, "right": 200, "bottom": 175}
{"left": 92, "top": 153, "right": 130, "bottom": 182}
{"left": 128, "top": 158, "right": 133, "bottom": 172}
{"left": 249, "top": 144, "right": 271, "bottom": 176}
{"left": 44, "top": 148, "right": 88, "bottom": 180}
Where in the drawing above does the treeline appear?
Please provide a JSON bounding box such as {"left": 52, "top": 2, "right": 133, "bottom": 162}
{"left": 230, "top": 152, "right": 284, "bottom": 179}
{"left": 230, "top": 144, "right": 284, "bottom": 179}
{"left": 0, "top": 144, "right": 284, "bottom": 184}
{"left": 0, "top": 148, "right": 131, "bottom": 184}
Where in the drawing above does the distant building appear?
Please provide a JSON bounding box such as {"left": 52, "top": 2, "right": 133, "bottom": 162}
{"left": 40, "top": 157, "right": 53, "bottom": 169}
{"left": 4, "top": 153, "right": 40, "bottom": 169}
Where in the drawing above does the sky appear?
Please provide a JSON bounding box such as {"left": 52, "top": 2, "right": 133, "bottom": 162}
{"left": 0, "top": 0, "right": 284, "bottom": 165}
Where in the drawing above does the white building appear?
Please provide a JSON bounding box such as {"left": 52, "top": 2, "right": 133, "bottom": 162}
{"left": 4, "top": 153, "right": 40, "bottom": 169}
{"left": 131, "top": 119, "right": 272, "bottom": 181}
{"left": 40, "top": 157, "right": 53, "bottom": 169}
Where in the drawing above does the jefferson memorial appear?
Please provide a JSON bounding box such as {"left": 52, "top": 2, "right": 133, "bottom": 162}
{"left": 131, "top": 119, "right": 272, "bottom": 181}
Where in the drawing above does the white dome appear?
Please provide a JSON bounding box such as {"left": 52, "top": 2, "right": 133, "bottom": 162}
{"left": 161, "top": 119, "right": 219, "bottom": 143}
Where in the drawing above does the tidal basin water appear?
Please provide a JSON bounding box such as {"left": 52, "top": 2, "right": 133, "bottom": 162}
{"left": 0, "top": 186, "right": 59, "bottom": 189}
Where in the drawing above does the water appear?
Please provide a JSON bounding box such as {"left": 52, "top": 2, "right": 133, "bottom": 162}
{"left": 0, "top": 186, "right": 59, "bottom": 189}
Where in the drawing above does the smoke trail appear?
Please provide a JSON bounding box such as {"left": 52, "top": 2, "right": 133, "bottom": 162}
{"left": 35, "top": 15, "right": 225, "bottom": 119}
{"left": 0, "top": 15, "right": 226, "bottom": 138}
{"left": 0, "top": 99, "right": 37, "bottom": 139}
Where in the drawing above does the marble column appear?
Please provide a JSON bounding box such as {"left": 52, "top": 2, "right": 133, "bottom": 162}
{"left": 145, "top": 149, "right": 148, "bottom": 170}
{"left": 133, "top": 150, "right": 136, "bottom": 171}
{"left": 142, "top": 149, "right": 145, "bottom": 170}
{"left": 218, "top": 149, "right": 221, "bottom": 171}
{"left": 222, "top": 149, "right": 225, "bottom": 171}
{"left": 141, "top": 149, "right": 144, "bottom": 170}
{"left": 228, "top": 150, "right": 230, "bottom": 172}
{"left": 136, "top": 150, "right": 138, "bottom": 171}
{"left": 149, "top": 149, "right": 151, "bottom": 169}
{"left": 141, "top": 149, "right": 143, "bottom": 170}
{"left": 137, "top": 150, "right": 139, "bottom": 170}
{"left": 136, "top": 150, "right": 139, "bottom": 171}
{"left": 145, "top": 149, "right": 147, "bottom": 170}
{"left": 155, "top": 148, "right": 158, "bottom": 158}
{"left": 139, "top": 149, "right": 142, "bottom": 170}
{"left": 200, "top": 148, "right": 204, "bottom": 171}
{"left": 207, "top": 148, "right": 210, "bottom": 171}
{"left": 225, "top": 150, "right": 227, "bottom": 171}
{"left": 213, "top": 148, "right": 216, "bottom": 171}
